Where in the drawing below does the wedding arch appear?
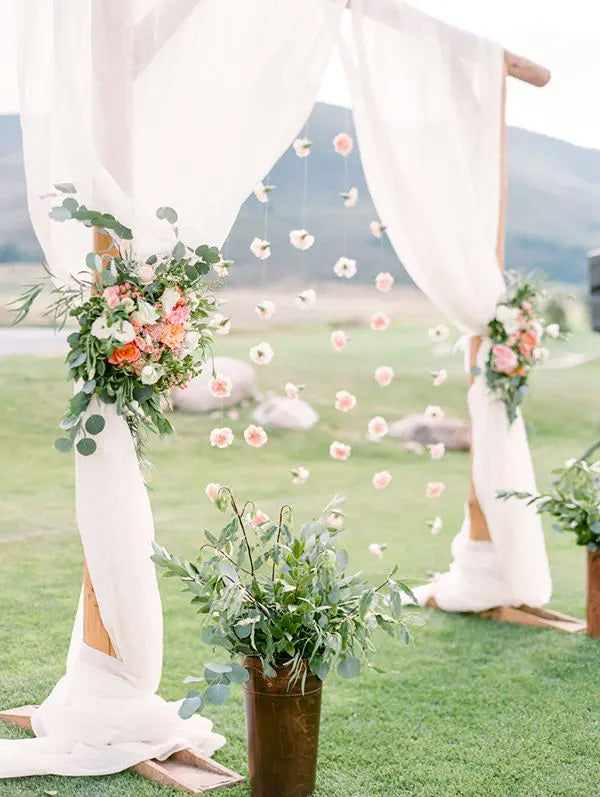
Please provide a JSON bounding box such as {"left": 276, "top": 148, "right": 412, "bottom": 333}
{"left": 1, "top": 0, "right": 567, "bottom": 790}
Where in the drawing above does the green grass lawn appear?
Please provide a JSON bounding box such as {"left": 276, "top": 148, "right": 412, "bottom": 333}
{"left": 0, "top": 323, "right": 599, "bottom": 796}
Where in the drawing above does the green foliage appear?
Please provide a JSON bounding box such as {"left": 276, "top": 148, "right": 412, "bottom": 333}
{"left": 152, "top": 491, "right": 416, "bottom": 720}
{"left": 498, "top": 446, "right": 600, "bottom": 549}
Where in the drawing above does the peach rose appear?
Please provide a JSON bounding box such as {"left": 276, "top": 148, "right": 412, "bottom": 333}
{"left": 108, "top": 342, "right": 141, "bottom": 366}
{"left": 160, "top": 323, "right": 186, "bottom": 349}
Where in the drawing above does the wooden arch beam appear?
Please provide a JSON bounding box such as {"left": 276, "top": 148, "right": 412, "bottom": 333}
{"left": 345, "top": 1, "right": 551, "bottom": 87}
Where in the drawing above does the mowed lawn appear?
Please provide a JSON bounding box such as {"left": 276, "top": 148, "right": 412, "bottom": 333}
{"left": 0, "top": 322, "right": 599, "bottom": 797}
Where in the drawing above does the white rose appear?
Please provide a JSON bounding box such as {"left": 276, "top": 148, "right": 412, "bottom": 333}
{"left": 121, "top": 297, "right": 135, "bottom": 313}
{"left": 161, "top": 287, "right": 181, "bottom": 316}
{"left": 183, "top": 330, "right": 200, "bottom": 356}
{"left": 111, "top": 320, "right": 136, "bottom": 344}
{"left": 91, "top": 315, "right": 112, "bottom": 340}
{"left": 546, "top": 323, "right": 560, "bottom": 338}
{"left": 495, "top": 304, "right": 521, "bottom": 335}
{"left": 141, "top": 364, "right": 164, "bottom": 385}
{"left": 186, "top": 291, "right": 200, "bottom": 310}
{"left": 132, "top": 299, "right": 158, "bottom": 325}
{"left": 533, "top": 346, "right": 549, "bottom": 361}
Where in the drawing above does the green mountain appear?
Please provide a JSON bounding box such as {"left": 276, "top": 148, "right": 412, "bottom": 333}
{"left": 1, "top": 103, "right": 598, "bottom": 283}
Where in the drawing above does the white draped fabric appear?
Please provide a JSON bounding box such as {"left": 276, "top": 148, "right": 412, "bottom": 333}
{"left": 3, "top": 0, "right": 346, "bottom": 778}
{"left": 343, "top": 0, "right": 552, "bottom": 610}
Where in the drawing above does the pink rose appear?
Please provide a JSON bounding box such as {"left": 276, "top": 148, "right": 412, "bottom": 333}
{"left": 368, "top": 543, "right": 386, "bottom": 558}
{"left": 492, "top": 344, "right": 518, "bottom": 375}
{"left": 428, "top": 443, "right": 446, "bottom": 460}
{"left": 372, "top": 470, "right": 392, "bottom": 489}
{"left": 168, "top": 302, "right": 191, "bottom": 325}
{"left": 329, "top": 441, "right": 351, "bottom": 461}
{"left": 331, "top": 330, "right": 348, "bottom": 352}
{"left": 103, "top": 286, "right": 120, "bottom": 309}
{"left": 374, "top": 366, "right": 393, "bottom": 386}
{"left": 244, "top": 424, "right": 268, "bottom": 448}
{"left": 137, "top": 264, "right": 155, "bottom": 285}
{"left": 332, "top": 132, "right": 353, "bottom": 156}
{"left": 335, "top": 390, "right": 357, "bottom": 412}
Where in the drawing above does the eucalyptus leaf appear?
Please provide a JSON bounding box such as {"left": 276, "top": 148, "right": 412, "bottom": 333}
{"left": 54, "top": 437, "right": 73, "bottom": 453}
{"left": 76, "top": 438, "right": 97, "bottom": 456}
{"left": 85, "top": 415, "right": 106, "bottom": 435}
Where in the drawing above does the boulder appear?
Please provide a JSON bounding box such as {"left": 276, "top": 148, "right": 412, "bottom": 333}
{"left": 388, "top": 414, "right": 470, "bottom": 451}
{"left": 172, "top": 356, "right": 258, "bottom": 413}
{"left": 253, "top": 395, "right": 318, "bottom": 430}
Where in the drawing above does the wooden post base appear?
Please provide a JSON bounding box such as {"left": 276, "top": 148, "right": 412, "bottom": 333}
{"left": 0, "top": 706, "right": 244, "bottom": 794}
{"left": 426, "top": 598, "right": 586, "bottom": 633}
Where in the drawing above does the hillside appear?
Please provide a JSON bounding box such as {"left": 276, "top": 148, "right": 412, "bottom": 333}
{"left": 1, "top": 104, "right": 599, "bottom": 283}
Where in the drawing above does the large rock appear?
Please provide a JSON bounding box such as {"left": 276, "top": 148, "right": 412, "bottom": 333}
{"left": 253, "top": 395, "right": 318, "bottom": 430}
{"left": 172, "top": 356, "right": 258, "bottom": 413}
{"left": 388, "top": 414, "right": 470, "bottom": 451}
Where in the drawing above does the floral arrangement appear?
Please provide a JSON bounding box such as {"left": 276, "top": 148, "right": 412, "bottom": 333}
{"left": 12, "top": 185, "right": 226, "bottom": 459}
{"left": 498, "top": 443, "right": 600, "bottom": 549}
{"left": 478, "top": 272, "right": 560, "bottom": 423}
{"left": 151, "top": 490, "right": 415, "bottom": 717}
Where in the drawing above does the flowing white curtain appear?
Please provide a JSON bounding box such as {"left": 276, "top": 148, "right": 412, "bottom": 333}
{"left": 2, "top": 0, "right": 345, "bottom": 778}
{"left": 343, "top": 0, "right": 552, "bottom": 611}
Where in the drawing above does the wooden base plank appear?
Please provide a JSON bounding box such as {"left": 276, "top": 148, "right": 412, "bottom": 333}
{"left": 0, "top": 706, "right": 244, "bottom": 793}
{"left": 477, "top": 605, "right": 586, "bottom": 633}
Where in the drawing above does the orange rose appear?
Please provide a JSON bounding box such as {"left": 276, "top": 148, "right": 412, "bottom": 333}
{"left": 108, "top": 342, "right": 141, "bottom": 366}
{"left": 160, "top": 323, "right": 185, "bottom": 349}
{"left": 518, "top": 330, "right": 538, "bottom": 358}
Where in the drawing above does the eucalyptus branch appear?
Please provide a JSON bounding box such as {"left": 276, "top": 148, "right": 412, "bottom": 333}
{"left": 198, "top": 543, "right": 253, "bottom": 578}
{"left": 218, "top": 487, "right": 255, "bottom": 576}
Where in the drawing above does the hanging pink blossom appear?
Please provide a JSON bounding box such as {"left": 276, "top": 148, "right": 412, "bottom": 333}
{"left": 295, "top": 289, "right": 316, "bottom": 310}
{"left": 370, "top": 312, "right": 390, "bottom": 331}
{"left": 250, "top": 237, "right": 271, "bottom": 260}
{"left": 208, "top": 374, "right": 233, "bottom": 399}
{"left": 369, "top": 220, "right": 386, "bottom": 238}
{"left": 284, "top": 382, "right": 302, "bottom": 399}
{"left": 333, "top": 257, "right": 357, "bottom": 279}
{"left": 368, "top": 416, "right": 388, "bottom": 438}
{"left": 244, "top": 424, "right": 268, "bottom": 448}
{"left": 332, "top": 132, "right": 354, "bottom": 156}
{"left": 211, "top": 314, "right": 231, "bottom": 336}
{"left": 428, "top": 324, "right": 450, "bottom": 343}
{"left": 254, "top": 183, "right": 274, "bottom": 203}
{"left": 375, "top": 272, "right": 394, "bottom": 293}
{"left": 335, "top": 390, "right": 357, "bottom": 412}
{"left": 327, "top": 513, "right": 344, "bottom": 529}
{"left": 289, "top": 229, "right": 315, "bottom": 250}
{"left": 292, "top": 466, "right": 310, "bottom": 485}
{"left": 368, "top": 542, "right": 386, "bottom": 558}
{"left": 255, "top": 300, "right": 276, "bottom": 320}
{"left": 428, "top": 442, "right": 446, "bottom": 460}
{"left": 424, "top": 404, "right": 445, "bottom": 421}
{"left": 205, "top": 483, "right": 221, "bottom": 502}
{"left": 227, "top": 408, "right": 239, "bottom": 421}
{"left": 372, "top": 470, "right": 392, "bottom": 489}
{"left": 429, "top": 516, "right": 443, "bottom": 535}
{"left": 249, "top": 510, "right": 270, "bottom": 526}
{"left": 249, "top": 342, "right": 274, "bottom": 365}
{"left": 209, "top": 427, "right": 234, "bottom": 448}
{"left": 340, "top": 187, "right": 358, "bottom": 207}
{"left": 331, "top": 330, "right": 348, "bottom": 351}
{"left": 432, "top": 369, "right": 448, "bottom": 387}
{"left": 426, "top": 482, "right": 446, "bottom": 499}
{"left": 329, "top": 441, "right": 351, "bottom": 461}
{"left": 374, "top": 366, "right": 394, "bottom": 386}
{"left": 293, "top": 137, "right": 312, "bottom": 158}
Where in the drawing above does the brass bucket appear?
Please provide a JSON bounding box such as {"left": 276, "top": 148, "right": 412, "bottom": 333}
{"left": 243, "top": 657, "right": 323, "bottom": 797}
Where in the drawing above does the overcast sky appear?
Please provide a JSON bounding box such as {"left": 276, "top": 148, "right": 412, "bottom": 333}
{"left": 1, "top": 0, "right": 599, "bottom": 149}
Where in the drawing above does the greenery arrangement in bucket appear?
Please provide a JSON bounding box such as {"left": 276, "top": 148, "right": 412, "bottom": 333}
{"left": 498, "top": 441, "right": 600, "bottom": 549}
{"left": 151, "top": 489, "right": 417, "bottom": 717}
